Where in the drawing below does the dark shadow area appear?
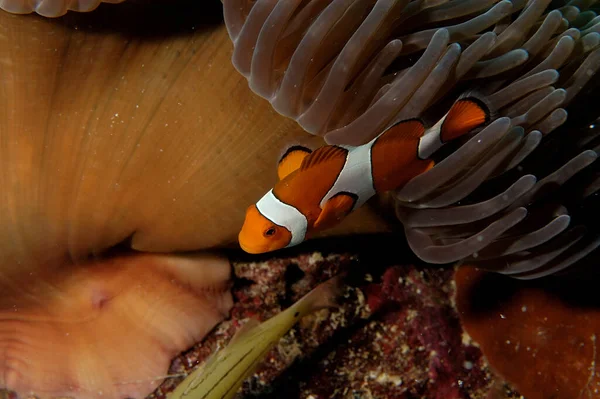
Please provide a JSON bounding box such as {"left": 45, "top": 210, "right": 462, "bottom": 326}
{"left": 459, "top": 263, "right": 600, "bottom": 318}
{"left": 252, "top": 313, "right": 376, "bottom": 399}
{"left": 228, "top": 232, "right": 422, "bottom": 271}
{"left": 282, "top": 263, "right": 307, "bottom": 308}
{"left": 40, "top": 0, "right": 224, "bottom": 38}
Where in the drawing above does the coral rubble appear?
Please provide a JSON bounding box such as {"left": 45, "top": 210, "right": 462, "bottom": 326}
{"left": 152, "top": 236, "right": 520, "bottom": 399}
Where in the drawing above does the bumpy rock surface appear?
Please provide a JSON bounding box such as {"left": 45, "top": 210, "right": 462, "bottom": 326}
{"left": 150, "top": 235, "right": 522, "bottom": 399}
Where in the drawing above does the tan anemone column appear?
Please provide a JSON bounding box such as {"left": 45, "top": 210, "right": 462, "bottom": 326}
{"left": 0, "top": 4, "right": 389, "bottom": 399}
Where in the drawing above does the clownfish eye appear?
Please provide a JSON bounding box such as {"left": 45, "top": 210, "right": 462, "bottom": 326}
{"left": 264, "top": 227, "right": 277, "bottom": 237}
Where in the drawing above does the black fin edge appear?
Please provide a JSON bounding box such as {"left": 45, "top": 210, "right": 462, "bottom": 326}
{"left": 456, "top": 90, "right": 496, "bottom": 123}
{"left": 279, "top": 145, "right": 313, "bottom": 164}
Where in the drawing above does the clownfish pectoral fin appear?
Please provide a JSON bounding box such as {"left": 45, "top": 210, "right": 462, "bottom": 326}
{"left": 278, "top": 146, "right": 313, "bottom": 180}
{"left": 313, "top": 192, "right": 357, "bottom": 230}
{"left": 440, "top": 94, "right": 492, "bottom": 143}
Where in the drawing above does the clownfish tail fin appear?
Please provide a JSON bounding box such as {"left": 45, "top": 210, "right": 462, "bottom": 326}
{"left": 439, "top": 91, "right": 494, "bottom": 143}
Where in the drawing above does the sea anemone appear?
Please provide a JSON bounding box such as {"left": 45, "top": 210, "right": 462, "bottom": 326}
{"left": 0, "top": 2, "right": 390, "bottom": 398}
{"left": 222, "top": 0, "right": 600, "bottom": 278}
{"left": 0, "top": 0, "right": 126, "bottom": 17}
{"left": 0, "top": 4, "right": 243, "bottom": 393}
{"left": 220, "top": 3, "right": 600, "bottom": 397}
{"left": 456, "top": 265, "right": 600, "bottom": 399}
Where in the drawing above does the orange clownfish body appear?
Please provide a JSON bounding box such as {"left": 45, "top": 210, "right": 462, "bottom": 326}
{"left": 239, "top": 94, "right": 492, "bottom": 254}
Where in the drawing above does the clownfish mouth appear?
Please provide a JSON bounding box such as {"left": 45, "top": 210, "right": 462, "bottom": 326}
{"left": 239, "top": 240, "right": 266, "bottom": 254}
{"left": 238, "top": 231, "right": 287, "bottom": 254}
{"left": 238, "top": 229, "right": 270, "bottom": 254}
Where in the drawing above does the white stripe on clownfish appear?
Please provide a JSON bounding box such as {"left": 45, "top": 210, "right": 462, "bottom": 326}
{"left": 255, "top": 189, "right": 308, "bottom": 248}
{"left": 319, "top": 142, "right": 376, "bottom": 210}
{"left": 417, "top": 93, "right": 494, "bottom": 159}
{"left": 418, "top": 115, "right": 446, "bottom": 160}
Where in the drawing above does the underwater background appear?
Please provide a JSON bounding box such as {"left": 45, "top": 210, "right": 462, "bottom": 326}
{"left": 0, "top": 0, "right": 599, "bottom": 398}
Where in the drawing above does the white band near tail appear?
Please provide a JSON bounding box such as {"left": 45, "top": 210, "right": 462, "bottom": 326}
{"left": 320, "top": 143, "right": 377, "bottom": 209}
{"left": 255, "top": 190, "right": 308, "bottom": 247}
{"left": 418, "top": 113, "right": 446, "bottom": 160}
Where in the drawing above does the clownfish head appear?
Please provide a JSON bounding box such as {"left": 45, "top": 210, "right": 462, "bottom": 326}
{"left": 238, "top": 204, "right": 293, "bottom": 254}
{"left": 238, "top": 190, "right": 308, "bottom": 254}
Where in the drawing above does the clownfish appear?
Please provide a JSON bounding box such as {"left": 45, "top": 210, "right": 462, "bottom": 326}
{"left": 238, "top": 93, "right": 492, "bottom": 254}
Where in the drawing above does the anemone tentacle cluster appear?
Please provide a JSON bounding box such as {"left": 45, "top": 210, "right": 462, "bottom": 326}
{"left": 223, "top": 0, "right": 600, "bottom": 278}
{"left": 0, "top": 0, "right": 125, "bottom": 17}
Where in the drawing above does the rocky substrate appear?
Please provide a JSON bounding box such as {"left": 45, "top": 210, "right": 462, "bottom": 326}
{"left": 152, "top": 234, "right": 521, "bottom": 399}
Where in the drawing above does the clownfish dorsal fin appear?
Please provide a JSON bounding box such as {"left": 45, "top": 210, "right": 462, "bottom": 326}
{"left": 278, "top": 146, "right": 313, "bottom": 180}
{"left": 299, "top": 145, "right": 348, "bottom": 171}
{"left": 314, "top": 192, "right": 357, "bottom": 230}
{"left": 378, "top": 118, "right": 426, "bottom": 143}
{"left": 439, "top": 93, "right": 492, "bottom": 143}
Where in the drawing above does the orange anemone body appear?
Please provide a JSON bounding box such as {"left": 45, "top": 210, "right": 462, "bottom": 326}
{"left": 0, "top": 4, "right": 392, "bottom": 398}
